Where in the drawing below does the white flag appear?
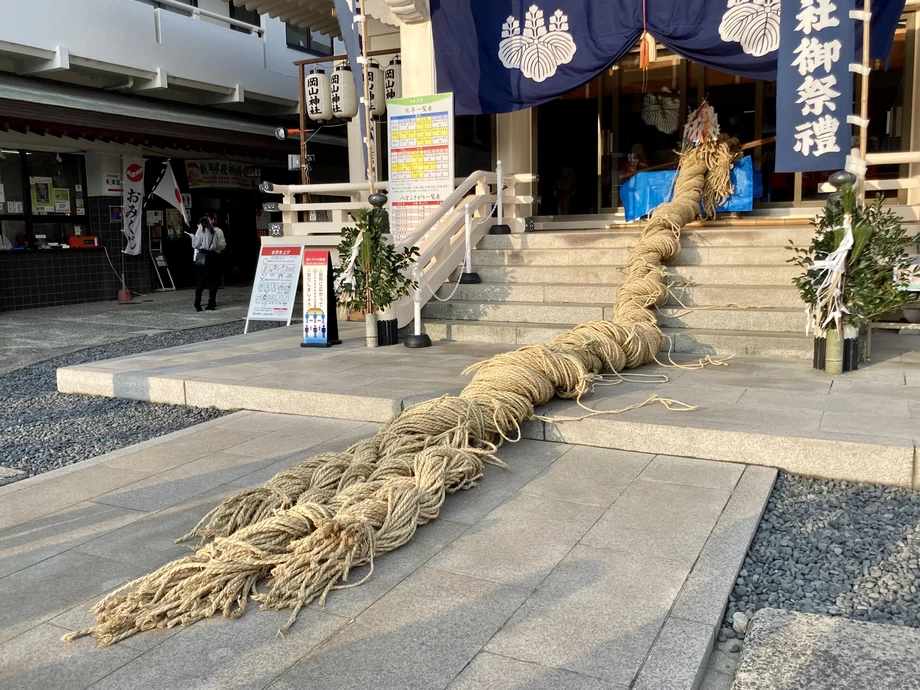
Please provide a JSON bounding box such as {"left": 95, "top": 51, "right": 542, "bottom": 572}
{"left": 152, "top": 161, "right": 188, "bottom": 224}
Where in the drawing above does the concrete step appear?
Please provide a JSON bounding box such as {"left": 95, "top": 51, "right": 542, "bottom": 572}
{"left": 423, "top": 300, "right": 804, "bottom": 333}
{"left": 478, "top": 228, "right": 814, "bottom": 250}
{"left": 436, "top": 282, "right": 805, "bottom": 309}
{"left": 472, "top": 246, "right": 792, "bottom": 267}
{"left": 422, "top": 319, "right": 813, "bottom": 358}
{"left": 473, "top": 264, "right": 800, "bottom": 286}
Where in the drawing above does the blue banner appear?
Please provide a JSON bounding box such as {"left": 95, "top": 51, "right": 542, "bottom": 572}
{"left": 430, "top": 0, "right": 904, "bottom": 115}
{"left": 775, "top": 0, "right": 854, "bottom": 172}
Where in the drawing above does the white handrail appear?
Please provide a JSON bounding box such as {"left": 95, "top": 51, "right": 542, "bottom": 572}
{"left": 261, "top": 165, "right": 535, "bottom": 330}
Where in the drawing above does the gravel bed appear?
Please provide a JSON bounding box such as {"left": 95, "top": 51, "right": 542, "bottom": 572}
{"left": 0, "top": 320, "right": 281, "bottom": 478}
{"left": 722, "top": 473, "right": 920, "bottom": 646}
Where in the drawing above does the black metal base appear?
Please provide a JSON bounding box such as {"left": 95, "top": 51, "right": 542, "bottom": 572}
{"left": 490, "top": 224, "right": 512, "bottom": 235}
{"left": 301, "top": 340, "right": 342, "bottom": 348}
{"left": 404, "top": 333, "right": 432, "bottom": 348}
{"left": 813, "top": 336, "right": 859, "bottom": 372}
{"left": 377, "top": 318, "right": 399, "bottom": 347}
{"left": 459, "top": 272, "right": 482, "bottom": 284}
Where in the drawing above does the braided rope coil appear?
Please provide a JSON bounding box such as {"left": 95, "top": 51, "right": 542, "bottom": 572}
{"left": 64, "top": 136, "right": 736, "bottom": 647}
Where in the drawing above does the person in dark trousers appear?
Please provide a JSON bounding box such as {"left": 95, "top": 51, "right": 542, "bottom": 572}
{"left": 191, "top": 216, "right": 219, "bottom": 311}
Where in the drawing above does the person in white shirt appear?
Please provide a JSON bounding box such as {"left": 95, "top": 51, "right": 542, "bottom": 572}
{"left": 191, "top": 216, "right": 219, "bottom": 311}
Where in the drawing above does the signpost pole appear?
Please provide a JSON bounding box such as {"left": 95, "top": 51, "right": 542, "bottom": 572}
{"left": 857, "top": 0, "right": 872, "bottom": 202}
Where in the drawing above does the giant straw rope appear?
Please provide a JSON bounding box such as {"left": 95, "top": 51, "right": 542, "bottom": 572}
{"left": 65, "top": 107, "right": 736, "bottom": 647}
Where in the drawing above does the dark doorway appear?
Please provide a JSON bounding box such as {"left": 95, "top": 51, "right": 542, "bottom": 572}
{"left": 536, "top": 97, "right": 598, "bottom": 216}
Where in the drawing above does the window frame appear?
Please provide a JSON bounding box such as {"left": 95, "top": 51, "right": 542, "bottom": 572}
{"left": 285, "top": 22, "right": 334, "bottom": 56}
{"left": 0, "top": 150, "right": 90, "bottom": 251}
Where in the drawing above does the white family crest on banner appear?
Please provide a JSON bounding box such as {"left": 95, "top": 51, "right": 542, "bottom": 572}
{"left": 498, "top": 5, "right": 577, "bottom": 83}
{"left": 642, "top": 89, "right": 680, "bottom": 134}
{"left": 718, "top": 0, "right": 781, "bottom": 58}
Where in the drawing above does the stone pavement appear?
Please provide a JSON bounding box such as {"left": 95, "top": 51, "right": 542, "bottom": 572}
{"left": 732, "top": 608, "right": 920, "bottom": 689}
{"left": 0, "top": 287, "right": 259, "bottom": 374}
{"left": 0, "top": 411, "right": 774, "bottom": 690}
{"left": 58, "top": 326, "right": 920, "bottom": 487}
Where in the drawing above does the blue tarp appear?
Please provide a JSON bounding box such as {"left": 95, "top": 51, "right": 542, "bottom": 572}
{"left": 620, "top": 155, "right": 759, "bottom": 222}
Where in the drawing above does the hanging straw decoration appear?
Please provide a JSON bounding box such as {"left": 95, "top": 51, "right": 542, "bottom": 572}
{"left": 64, "top": 104, "right": 738, "bottom": 647}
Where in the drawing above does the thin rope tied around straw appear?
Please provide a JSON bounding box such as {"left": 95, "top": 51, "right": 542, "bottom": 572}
{"left": 66, "top": 129, "right": 736, "bottom": 647}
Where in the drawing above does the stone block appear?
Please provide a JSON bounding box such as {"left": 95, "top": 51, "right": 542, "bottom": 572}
{"left": 438, "top": 440, "right": 568, "bottom": 525}
{"left": 0, "top": 465, "right": 152, "bottom": 532}
{"left": 447, "top": 652, "right": 623, "bottom": 689}
{"left": 95, "top": 453, "right": 268, "bottom": 512}
{"left": 0, "top": 466, "right": 25, "bottom": 488}
{"left": 485, "top": 545, "right": 690, "bottom": 687}
{"left": 429, "top": 493, "right": 603, "bottom": 588}
{"left": 521, "top": 445, "right": 652, "bottom": 507}
{"left": 184, "top": 380, "right": 400, "bottom": 422}
{"left": 733, "top": 608, "right": 920, "bottom": 690}
{"left": 89, "top": 607, "right": 347, "bottom": 690}
{"left": 670, "top": 466, "right": 776, "bottom": 628}
{"left": 56, "top": 366, "right": 114, "bottom": 397}
{"left": 104, "top": 427, "right": 262, "bottom": 473}
{"left": 0, "top": 501, "right": 144, "bottom": 579}
{"left": 75, "top": 488, "right": 235, "bottom": 570}
{"left": 582, "top": 479, "right": 730, "bottom": 568}
{"left": 270, "top": 568, "right": 528, "bottom": 690}
{"left": 0, "top": 623, "right": 141, "bottom": 690}
{"left": 0, "top": 550, "right": 145, "bottom": 645}
{"left": 631, "top": 617, "right": 714, "bottom": 690}
{"left": 640, "top": 455, "right": 745, "bottom": 491}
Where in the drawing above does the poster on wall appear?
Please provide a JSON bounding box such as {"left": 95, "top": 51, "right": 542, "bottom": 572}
{"left": 121, "top": 157, "right": 145, "bottom": 256}
{"left": 30, "top": 177, "right": 54, "bottom": 213}
{"left": 147, "top": 210, "right": 164, "bottom": 239}
{"left": 104, "top": 172, "right": 122, "bottom": 194}
{"left": 165, "top": 209, "right": 182, "bottom": 238}
{"left": 387, "top": 93, "right": 455, "bottom": 244}
{"left": 54, "top": 188, "right": 71, "bottom": 213}
{"left": 301, "top": 251, "right": 341, "bottom": 348}
{"left": 7, "top": 201, "right": 23, "bottom": 214}
{"left": 244, "top": 246, "right": 305, "bottom": 333}
{"left": 775, "top": 0, "right": 854, "bottom": 172}
{"left": 185, "top": 160, "right": 255, "bottom": 190}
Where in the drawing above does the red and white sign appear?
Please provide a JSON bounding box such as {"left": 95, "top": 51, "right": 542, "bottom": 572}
{"left": 121, "top": 157, "right": 145, "bottom": 256}
{"left": 245, "top": 245, "right": 304, "bottom": 331}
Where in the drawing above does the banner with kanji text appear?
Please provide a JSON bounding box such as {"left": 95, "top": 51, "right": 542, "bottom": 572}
{"left": 775, "top": 0, "right": 855, "bottom": 172}
{"left": 121, "top": 157, "right": 145, "bottom": 256}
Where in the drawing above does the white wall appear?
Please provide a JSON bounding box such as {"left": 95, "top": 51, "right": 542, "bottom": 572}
{"left": 0, "top": 0, "right": 335, "bottom": 103}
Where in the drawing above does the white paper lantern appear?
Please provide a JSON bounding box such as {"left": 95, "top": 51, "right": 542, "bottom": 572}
{"left": 385, "top": 56, "right": 402, "bottom": 101}
{"left": 366, "top": 59, "right": 386, "bottom": 118}
{"left": 306, "top": 68, "right": 332, "bottom": 122}
{"left": 330, "top": 65, "right": 359, "bottom": 120}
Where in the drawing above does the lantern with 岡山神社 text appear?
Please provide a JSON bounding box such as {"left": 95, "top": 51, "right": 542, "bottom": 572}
{"left": 385, "top": 56, "right": 402, "bottom": 101}
{"left": 306, "top": 68, "right": 332, "bottom": 122}
{"left": 366, "top": 59, "right": 386, "bottom": 118}
{"left": 331, "top": 64, "right": 359, "bottom": 120}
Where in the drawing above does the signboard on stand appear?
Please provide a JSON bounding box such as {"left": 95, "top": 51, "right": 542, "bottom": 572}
{"left": 387, "top": 93, "right": 455, "bottom": 244}
{"left": 244, "top": 246, "right": 305, "bottom": 333}
{"left": 302, "top": 251, "right": 341, "bottom": 348}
